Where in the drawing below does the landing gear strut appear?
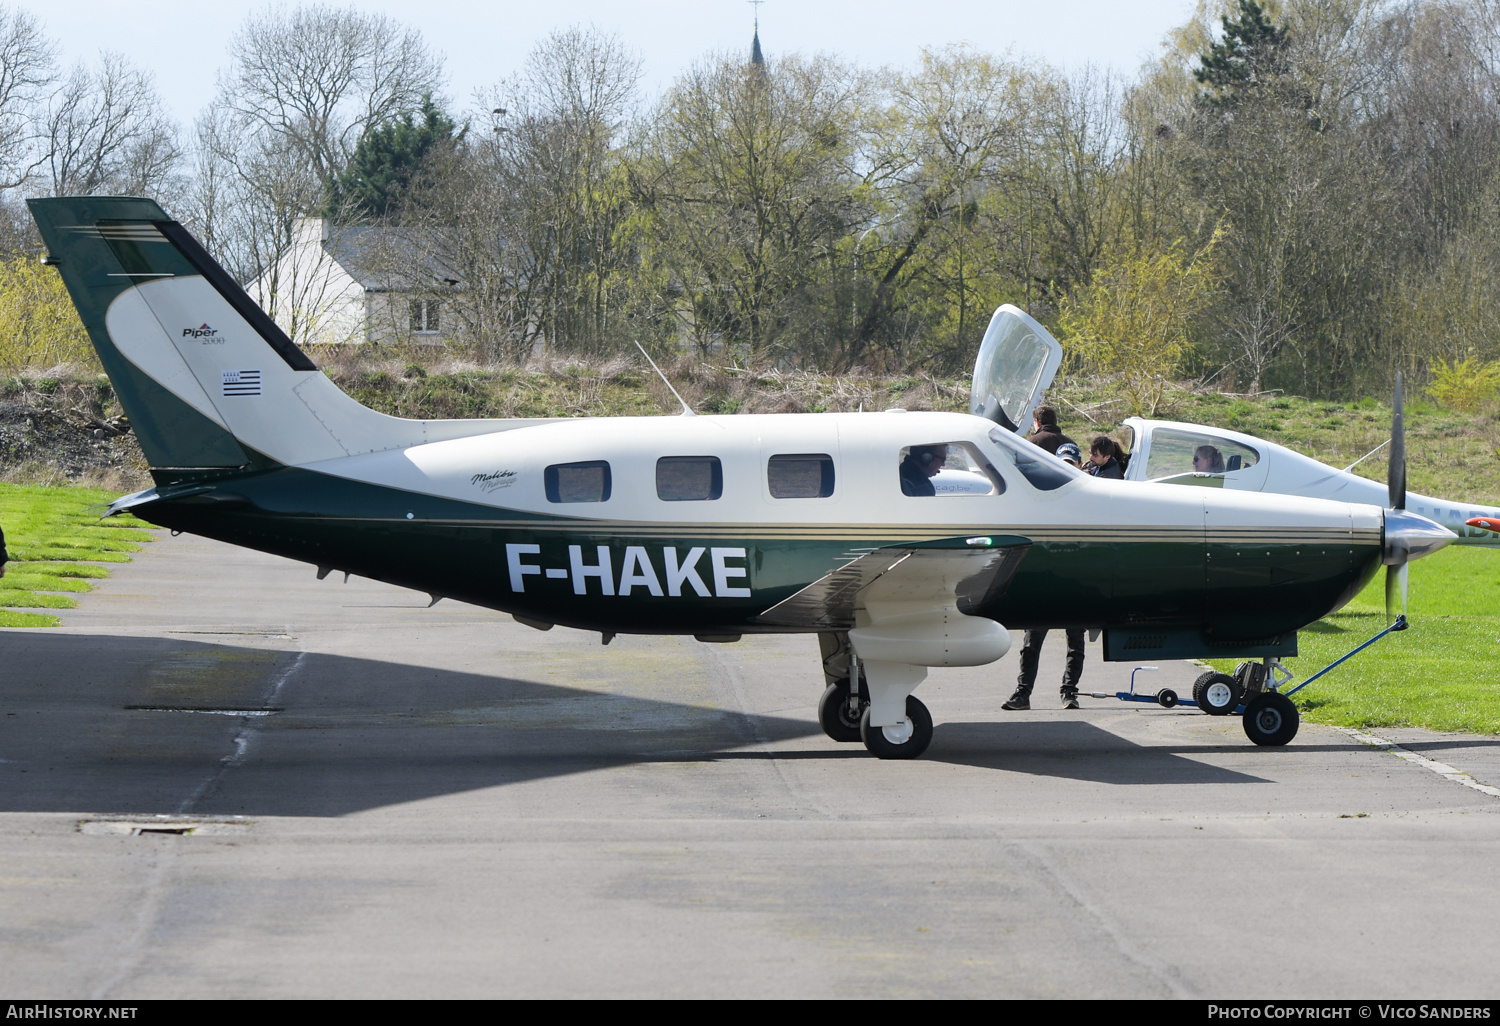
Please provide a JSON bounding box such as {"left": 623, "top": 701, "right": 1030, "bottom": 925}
{"left": 816, "top": 632, "right": 866, "bottom": 743}
{"left": 817, "top": 681, "right": 865, "bottom": 742}
{"left": 815, "top": 631, "right": 939, "bottom": 757}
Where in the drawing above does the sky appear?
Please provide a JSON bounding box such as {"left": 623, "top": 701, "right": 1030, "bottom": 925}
{"left": 19, "top": 0, "right": 1201, "bottom": 129}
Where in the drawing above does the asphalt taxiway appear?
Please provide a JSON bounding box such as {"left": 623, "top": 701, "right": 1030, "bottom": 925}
{"left": 2, "top": 531, "right": 1499, "bottom": 998}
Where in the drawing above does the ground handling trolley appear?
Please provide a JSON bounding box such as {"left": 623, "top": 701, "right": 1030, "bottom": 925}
{"left": 1079, "top": 616, "right": 1409, "bottom": 746}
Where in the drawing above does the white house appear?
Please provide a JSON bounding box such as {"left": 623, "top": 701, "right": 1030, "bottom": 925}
{"left": 249, "top": 217, "right": 460, "bottom": 345}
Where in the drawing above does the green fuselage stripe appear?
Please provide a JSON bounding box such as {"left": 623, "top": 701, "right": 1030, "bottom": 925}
{"left": 131, "top": 465, "right": 1382, "bottom": 646}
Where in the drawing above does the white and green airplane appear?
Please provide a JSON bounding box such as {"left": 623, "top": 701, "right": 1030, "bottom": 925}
{"left": 30, "top": 196, "right": 1455, "bottom": 758}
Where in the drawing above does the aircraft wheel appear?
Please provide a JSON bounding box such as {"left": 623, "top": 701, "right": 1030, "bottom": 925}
{"left": 1194, "top": 672, "right": 1242, "bottom": 716}
{"left": 1242, "top": 693, "right": 1299, "bottom": 747}
{"left": 860, "top": 696, "right": 934, "bottom": 760}
{"left": 818, "top": 682, "right": 865, "bottom": 743}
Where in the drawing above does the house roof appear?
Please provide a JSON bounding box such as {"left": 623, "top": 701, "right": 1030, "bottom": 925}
{"left": 324, "top": 226, "right": 464, "bottom": 292}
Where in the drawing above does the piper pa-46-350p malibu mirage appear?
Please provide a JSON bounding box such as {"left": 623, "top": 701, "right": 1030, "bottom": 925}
{"left": 31, "top": 196, "right": 1456, "bottom": 758}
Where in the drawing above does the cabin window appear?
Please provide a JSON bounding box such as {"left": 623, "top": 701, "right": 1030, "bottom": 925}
{"left": 545, "top": 460, "right": 612, "bottom": 503}
{"left": 657, "top": 456, "right": 723, "bottom": 501}
{"left": 1144, "top": 429, "right": 1260, "bottom": 481}
{"left": 898, "top": 443, "right": 1005, "bottom": 496}
{"left": 768, "top": 453, "right": 835, "bottom": 498}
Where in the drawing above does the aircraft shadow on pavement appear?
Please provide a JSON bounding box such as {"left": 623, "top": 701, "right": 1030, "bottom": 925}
{"left": 0, "top": 633, "right": 822, "bottom": 818}
{"left": 927, "top": 721, "right": 1270, "bottom": 785}
{"left": 2, "top": 634, "right": 1271, "bottom": 816}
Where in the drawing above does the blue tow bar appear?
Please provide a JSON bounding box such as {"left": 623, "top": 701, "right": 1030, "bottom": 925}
{"left": 1282, "top": 614, "right": 1408, "bottom": 698}
{"left": 1083, "top": 665, "right": 1199, "bottom": 709}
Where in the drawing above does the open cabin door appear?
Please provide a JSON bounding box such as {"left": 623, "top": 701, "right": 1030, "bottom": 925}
{"left": 968, "top": 305, "right": 1064, "bottom": 433}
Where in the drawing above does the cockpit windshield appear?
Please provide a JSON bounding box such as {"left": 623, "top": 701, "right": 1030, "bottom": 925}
{"left": 986, "top": 427, "right": 1083, "bottom": 491}
{"left": 969, "top": 305, "right": 1064, "bottom": 433}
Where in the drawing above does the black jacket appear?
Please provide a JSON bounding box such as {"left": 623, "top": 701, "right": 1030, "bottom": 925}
{"left": 1090, "top": 457, "right": 1124, "bottom": 480}
{"left": 899, "top": 457, "right": 936, "bottom": 496}
{"left": 1026, "top": 426, "right": 1074, "bottom": 455}
{"left": 0, "top": 524, "right": 7, "bottom": 565}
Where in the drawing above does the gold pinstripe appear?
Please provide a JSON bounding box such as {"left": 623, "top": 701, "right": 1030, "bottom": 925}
{"left": 296, "top": 513, "right": 1382, "bottom": 546}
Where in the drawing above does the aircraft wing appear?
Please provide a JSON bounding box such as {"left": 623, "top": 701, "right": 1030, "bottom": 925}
{"left": 755, "top": 536, "right": 1030, "bottom": 630}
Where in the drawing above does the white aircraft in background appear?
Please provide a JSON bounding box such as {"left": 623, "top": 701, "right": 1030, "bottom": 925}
{"left": 970, "top": 305, "right": 1499, "bottom": 546}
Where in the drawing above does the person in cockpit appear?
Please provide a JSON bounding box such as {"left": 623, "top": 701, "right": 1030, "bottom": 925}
{"left": 900, "top": 444, "right": 946, "bottom": 496}
{"left": 1193, "top": 444, "right": 1225, "bottom": 474}
{"left": 1088, "top": 436, "right": 1127, "bottom": 479}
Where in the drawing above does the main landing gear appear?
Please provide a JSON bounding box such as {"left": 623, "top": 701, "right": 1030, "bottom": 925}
{"left": 817, "top": 680, "right": 865, "bottom": 743}
{"left": 860, "top": 695, "right": 934, "bottom": 759}
{"left": 816, "top": 632, "right": 935, "bottom": 759}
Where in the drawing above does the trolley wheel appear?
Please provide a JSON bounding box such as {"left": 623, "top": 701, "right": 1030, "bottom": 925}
{"left": 817, "top": 682, "right": 865, "bottom": 743}
{"left": 1157, "top": 688, "right": 1178, "bottom": 709}
{"left": 860, "top": 696, "right": 934, "bottom": 760}
{"left": 1194, "top": 672, "right": 1243, "bottom": 716}
{"left": 1242, "top": 692, "right": 1299, "bottom": 747}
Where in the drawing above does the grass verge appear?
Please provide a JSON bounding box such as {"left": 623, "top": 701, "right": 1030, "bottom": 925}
{"left": 1209, "top": 545, "right": 1500, "bottom": 734}
{"left": 0, "top": 482, "right": 153, "bottom": 627}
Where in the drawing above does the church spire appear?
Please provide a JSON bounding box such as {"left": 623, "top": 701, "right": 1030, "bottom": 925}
{"left": 750, "top": 1, "right": 765, "bottom": 67}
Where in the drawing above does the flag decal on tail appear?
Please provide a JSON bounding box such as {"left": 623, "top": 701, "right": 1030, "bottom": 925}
{"left": 221, "top": 369, "right": 262, "bottom": 397}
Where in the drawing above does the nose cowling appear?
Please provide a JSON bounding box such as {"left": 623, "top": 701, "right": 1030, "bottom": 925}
{"left": 1384, "top": 508, "right": 1456, "bottom": 565}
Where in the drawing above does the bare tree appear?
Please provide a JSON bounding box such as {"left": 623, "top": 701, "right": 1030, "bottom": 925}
{"left": 43, "top": 52, "right": 182, "bottom": 198}
{"left": 0, "top": 5, "right": 54, "bottom": 190}
{"left": 218, "top": 4, "right": 443, "bottom": 184}
{"left": 192, "top": 6, "right": 444, "bottom": 345}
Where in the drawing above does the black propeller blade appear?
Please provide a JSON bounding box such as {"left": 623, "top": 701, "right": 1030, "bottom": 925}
{"left": 1389, "top": 371, "right": 1405, "bottom": 512}
{"left": 1386, "top": 371, "right": 1408, "bottom": 620}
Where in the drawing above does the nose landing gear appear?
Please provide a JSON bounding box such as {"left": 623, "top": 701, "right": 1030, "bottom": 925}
{"left": 1242, "top": 691, "right": 1299, "bottom": 746}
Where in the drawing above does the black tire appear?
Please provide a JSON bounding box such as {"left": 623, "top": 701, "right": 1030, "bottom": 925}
{"left": 1190, "top": 671, "right": 1216, "bottom": 712}
{"left": 818, "top": 682, "right": 865, "bottom": 743}
{"left": 1242, "top": 692, "right": 1299, "bottom": 747}
{"left": 1158, "top": 688, "right": 1178, "bottom": 709}
{"left": 860, "top": 695, "right": 934, "bottom": 760}
{"left": 1195, "top": 672, "right": 1243, "bottom": 716}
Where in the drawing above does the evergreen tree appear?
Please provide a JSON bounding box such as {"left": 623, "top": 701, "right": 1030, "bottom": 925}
{"left": 1194, "top": 0, "right": 1290, "bottom": 110}
{"left": 327, "top": 95, "right": 462, "bottom": 219}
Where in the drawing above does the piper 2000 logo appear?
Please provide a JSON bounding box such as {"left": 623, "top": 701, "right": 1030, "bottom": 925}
{"left": 183, "top": 323, "right": 223, "bottom": 343}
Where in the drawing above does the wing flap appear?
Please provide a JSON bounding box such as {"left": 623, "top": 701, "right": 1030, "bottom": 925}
{"left": 756, "top": 536, "right": 1030, "bottom": 630}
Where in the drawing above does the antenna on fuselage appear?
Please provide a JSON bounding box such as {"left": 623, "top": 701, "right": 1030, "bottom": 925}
{"left": 634, "top": 340, "right": 696, "bottom": 417}
{"left": 1342, "top": 438, "right": 1390, "bottom": 474}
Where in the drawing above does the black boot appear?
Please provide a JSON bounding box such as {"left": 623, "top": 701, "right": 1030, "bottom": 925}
{"left": 1002, "top": 687, "right": 1031, "bottom": 711}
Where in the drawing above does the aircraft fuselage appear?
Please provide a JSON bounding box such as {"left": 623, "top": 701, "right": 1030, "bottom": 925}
{"left": 130, "top": 410, "right": 1384, "bottom": 659}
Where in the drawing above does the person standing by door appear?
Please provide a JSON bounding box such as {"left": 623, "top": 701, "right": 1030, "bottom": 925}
{"left": 1026, "top": 406, "right": 1073, "bottom": 455}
